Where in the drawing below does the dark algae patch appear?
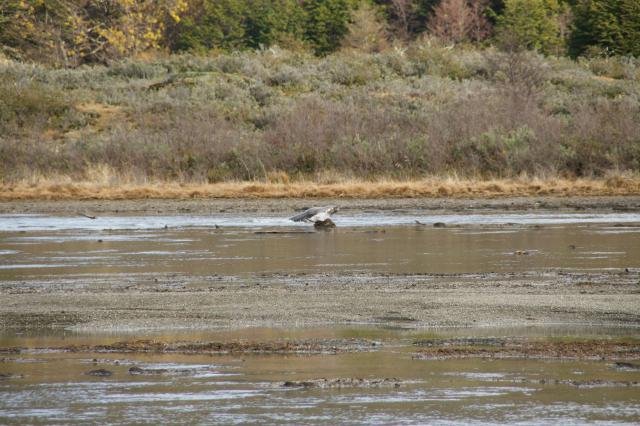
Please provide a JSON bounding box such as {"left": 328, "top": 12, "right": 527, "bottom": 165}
{"left": 282, "top": 378, "right": 403, "bottom": 389}
{"left": 85, "top": 369, "right": 113, "bottom": 377}
{"left": 413, "top": 338, "right": 640, "bottom": 360}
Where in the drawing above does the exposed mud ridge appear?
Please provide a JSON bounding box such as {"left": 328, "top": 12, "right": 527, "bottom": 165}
{"left": 85, "top": 369, "right": 113, "bottom": 377}
{"left": 128, "top": 366, "right": 203, "bottom": 376}
{"left": 413, "top": 338, "right": 640, "bottom": 360}
{"left": 612, "top": 361, "right": 640, "bottom": 371}
{"left": 522, "top": 378, "right": 640, "bottom": 388}
{"left": 0, "top": 312, "right": 85, "bottom": 330}
{"left": 282, "top": 377, "right": 403, "bottom": 389}
{"left": 4, "top": 338, "right": 381, "bottom": 355}
{"left": 0, "top": 373, "right": 23, "bottom": 381}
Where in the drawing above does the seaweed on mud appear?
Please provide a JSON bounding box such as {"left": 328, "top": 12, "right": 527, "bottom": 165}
{"left": 282, "top": 377, "right": 403, "bottom": 389}
{"left": 0, "top": 373, "right": 23, "bottom": 380}
{"left": 128, "top": 366, "right": 200, "bottom": 376}
{"left": 0, "top": 312, "right": 85, "bottom": 330}
{"left": 85, "top": 369, "right": 113, "bottom": 377}
{"left": 412, "top": 339, "right": 640, "bottom": 360}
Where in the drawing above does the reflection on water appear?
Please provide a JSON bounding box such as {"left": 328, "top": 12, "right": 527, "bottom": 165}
{"left": 1, "top": 341, "right": 639, "bottom": 425}
{"left": 1, "top": 222, "right": 638, "bottom": 278}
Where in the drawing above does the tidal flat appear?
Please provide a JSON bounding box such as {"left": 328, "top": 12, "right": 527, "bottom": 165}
{"left": 1, "top": 197, "right": 639, "bottom": 424}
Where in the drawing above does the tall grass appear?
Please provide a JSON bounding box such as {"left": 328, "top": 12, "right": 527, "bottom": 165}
{"left": 1, "top": 45, "right": 639, "bottom": 185}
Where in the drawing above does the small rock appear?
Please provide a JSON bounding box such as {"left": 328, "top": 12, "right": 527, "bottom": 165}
{"left": 86, "top": 369, "right": 112, "bottom": 377}
{"left": 128, "top": 366, "right": 145, "bottom": 375}
{"left": 433, "top": 222, "right": 446, "bottom": 228}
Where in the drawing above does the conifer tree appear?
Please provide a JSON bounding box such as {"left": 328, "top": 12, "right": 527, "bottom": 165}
{"left": 496, "top": 0, "right": 569, "bottom": 55}
{"left": 302, "top": 0, "right": 353, "bottom": 55}
{"left": 570, "top": 0, "right": 640, "bottom": 57}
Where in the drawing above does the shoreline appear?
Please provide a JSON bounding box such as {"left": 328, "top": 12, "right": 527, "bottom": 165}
{"left": 2, "top": 195, "right": 640, "bottom": 216}
{"left": 1, "top": 177, "right": 639, "bottom": 202}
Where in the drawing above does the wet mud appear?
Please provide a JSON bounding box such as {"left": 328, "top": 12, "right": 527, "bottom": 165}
{"left": 2, "top": 270, "right": 638, "bottom": 332}
{"left": 4, "top": 338, "right": 381, "bottom": 355}
{"left": 412, "top": 338, "right": 640, "bottom": 360}
{"left": 282, "top": 377, "right": 403, "bottom": 389}
{"left": 2, "top": 196, "right": 639, "bottom": 216}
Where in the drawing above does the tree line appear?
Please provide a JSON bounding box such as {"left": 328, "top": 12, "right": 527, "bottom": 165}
{"left": 1, "top": 0, "right": 638, "bottom": 66}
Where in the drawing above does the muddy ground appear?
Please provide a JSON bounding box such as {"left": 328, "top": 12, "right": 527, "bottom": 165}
{"left": 1, "top": 195, "right": 639, "bottom": 215}
{"left": 1, "top": 270, "right": 639, "bottom": 332}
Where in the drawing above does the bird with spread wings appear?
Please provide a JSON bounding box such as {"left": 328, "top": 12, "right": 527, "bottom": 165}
{"left": 289, "top": 206, "right": 339, "bottom": 227}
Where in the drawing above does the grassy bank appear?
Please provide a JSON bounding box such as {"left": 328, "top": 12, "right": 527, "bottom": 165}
{"left": 1, "top": 45, "right": 639, "bottom": 192}
{"left": 2, "top": 176, "right": 639, "bottom": 200}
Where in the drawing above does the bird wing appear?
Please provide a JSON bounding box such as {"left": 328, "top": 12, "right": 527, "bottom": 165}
{"left": 289, "top": 207, "right": 321, "bottom": 222}
{"left": 290, "top": 206, "right": 338, "bottom": 222}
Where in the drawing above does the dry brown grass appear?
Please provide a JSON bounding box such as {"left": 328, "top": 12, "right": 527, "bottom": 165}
{"left": 1, "top": 176, "right": 639, "bottom": 201}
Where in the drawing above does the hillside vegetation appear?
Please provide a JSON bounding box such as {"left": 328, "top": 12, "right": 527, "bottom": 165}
{"left": 1, "top": 45, "right": 638, "bottom": 185}
{"left": 1, "top": 1, "right": 639, "bottom": 198}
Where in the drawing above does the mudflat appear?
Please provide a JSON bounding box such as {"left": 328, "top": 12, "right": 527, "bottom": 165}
{"left": 1, "top": 196, "right": 639, "bottom": 335}
{"left": 2, "top": 270, "right": 639, "bottom": 333}
{"left": 2, "top": 197, "right": 640, "bottom": 425}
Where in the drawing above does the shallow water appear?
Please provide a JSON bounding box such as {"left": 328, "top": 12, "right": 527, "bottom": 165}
{"left": 2, "top": 211, "right": 640, "bottom": 424}
{"left": 2, "top": 211, "right": 640, "bottom": 231}
{"left": 2, "top": 330, "right": 640, "bottom": 425}
{"left": 0, "top": 217, "right": 638, "bottom": 278}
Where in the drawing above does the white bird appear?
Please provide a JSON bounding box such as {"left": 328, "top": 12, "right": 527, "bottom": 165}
{"left": 290, "top": 206, "right": 339, "bottom": 227}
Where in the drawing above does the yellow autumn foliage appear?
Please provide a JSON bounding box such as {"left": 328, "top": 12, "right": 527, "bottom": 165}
{"left": 0, "top": 0, "right": 188, "bottom": 66}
